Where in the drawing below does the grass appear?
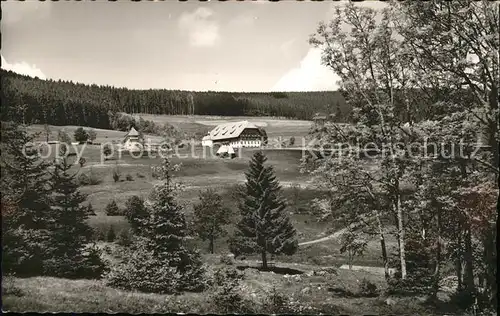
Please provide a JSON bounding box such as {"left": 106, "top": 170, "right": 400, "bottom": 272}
{"left": 2, "top": 261, "right": 449, "bottom": 315}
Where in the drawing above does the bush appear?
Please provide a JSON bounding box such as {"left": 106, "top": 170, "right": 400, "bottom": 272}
{"left": 78, "top": 157, "right": 86, "bottom": 167}
{"left": 136, "top": 172, "right": 146, "bottom": 178}
{"left": 112, "top": 169, "right": 121, "bottom": 183}
{"left": 219, "top": 254, "right": 234, "bottom": 266}
{"left": 106, "top": 239, "right": 206, "bottom": 294}
{"left": 358, "top": 278, "right": 378, "bottom": 297}
{"left": 262, "top": 287, "right": 290, "bottom": 314}
{"left": 86, "top": 203, "right": 96, "bottom": 216}
{"left": 74, "top": 127, "right": 89, "bottom": 143}
{"left": 211, "top": 266, "right": 251, "bottom": 314}
{"left": 94, "top": 228, "right": 106, "bottom": 241}
{"left": 77, "top": 170, "right": 102, "bottom": 186}
{"left": 103, "top": 144, "right": 112, "bottom": 159}
{"left": 117, "top": 229, "right": 133, "bottom": 247}
{"left": 77, "top": 173, "right": 91, "bottom": 186}
{"left": 2, "top": 276, "right": 24, "bottom": 297}
{"left": 105, "top": 200, "right": 121, "bottom": 216}
{"left": 107, "top": 226, "right": 117, "bottom": 242}
{"left": 125, "top": 174, "right": 133, "bottom": 181}
{"left": 42, "top": 244, "right": 108, "bottom": 279}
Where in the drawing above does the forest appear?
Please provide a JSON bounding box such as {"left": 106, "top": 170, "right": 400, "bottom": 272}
{"left": 0, "top": 69, "right": 348, "bottom": 129}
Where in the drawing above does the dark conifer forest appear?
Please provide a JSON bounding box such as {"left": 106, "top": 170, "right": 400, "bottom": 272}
{"left": 1, "top": 69, "right": 348, "bottom": 129}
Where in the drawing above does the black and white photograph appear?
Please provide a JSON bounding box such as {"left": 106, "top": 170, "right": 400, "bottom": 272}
{"left": 1, "top": 0, "right": 498, "bottom": 314}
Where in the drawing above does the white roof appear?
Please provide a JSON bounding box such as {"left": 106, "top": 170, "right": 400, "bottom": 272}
{"left": 207, "top": 120, "right": 260, "bottom": 141}
{"left": 202, "top": 135, "right": 211, "bottom": 141}
{"left": 125, "top": 127, "right": 140, "bottom": 138}
{"left": 216, "top": 145, "right": 235, "bottom": 155}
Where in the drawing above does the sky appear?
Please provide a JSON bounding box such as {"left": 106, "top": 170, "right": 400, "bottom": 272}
{"left": 1, "top": 0, "right": 386, "bottom": 92}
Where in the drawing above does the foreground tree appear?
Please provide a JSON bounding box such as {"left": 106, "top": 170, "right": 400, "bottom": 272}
{"left": 309, "top": 1, "right": 498, "bottom": 310}
{"left": 46, "top": 157, "right": 107, "bottom": 278}
{"left": 229, "top": 151, "right": 298, "bottom": 269}
{"left": 1, "top": 123, "right": 54, "bottom": 276}
{"left": 107, "top": 158, "right": 206, "bottom": 293}
{"left": 193, "top": 189, "right": 232, "bottom": 254}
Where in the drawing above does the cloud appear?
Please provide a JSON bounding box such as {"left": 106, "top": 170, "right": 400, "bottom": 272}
{"left": 271, "top": 48, "right": 340, "bottom": 92}
{"left": 228, "top": 13, "right": 257, "bottom": 27}
{"left": 1, "top": 55, "right": 46, "bottom": 79}
{"left": 1, "top": 1, "right": 52, "bottom": 24}
{"left": 178, "top": 7, "right": 220, "bottom": 47}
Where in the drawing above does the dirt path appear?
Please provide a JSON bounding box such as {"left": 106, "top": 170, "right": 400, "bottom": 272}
{"left": 298, "top": 212, "right": 379, "bottom": 246}
{"left": 298, "top": 227, "right": 347, "bottom": 246}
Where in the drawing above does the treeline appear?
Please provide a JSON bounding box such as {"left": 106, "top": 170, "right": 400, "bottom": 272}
{"left": 0, "top": 69, "right": 349, "bottom": 129}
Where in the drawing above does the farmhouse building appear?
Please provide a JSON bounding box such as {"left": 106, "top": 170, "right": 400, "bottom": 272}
{"left": 122, "top": 127, "right": 143, "bottom": 151}
{"left": 312, "top": 113, "right": 327, "bottom": 127}
{"left": 202, "top": 120, "right": 267, "bottom": 149}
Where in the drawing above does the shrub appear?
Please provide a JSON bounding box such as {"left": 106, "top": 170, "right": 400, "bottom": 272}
{"left": 105, "top": 200, "right": 121, "bottom": 216}
{"left": 219, "top": 254, "right": 234, "bottom": 266}
{"left": 78, "top": 157, "right": 86, "bottom": 167}
{"left": 358, "top": 278, "right": 378, "bottom": 297}
{"left": 103, "top": 144, "right": 112, "bottom": 159}
{"left": 262, "top": 287, "right": 290, "bottom": 314}
{"left": 74, "top": 127, "right": 89, "bottom": 143}
{"left": 125, "top": 174, "right": 133, "bottom": 181}
{"left": 94, "top": 228, "right": 106, "bottom": 241}
{"left": 211, "top": 266, "right": 250, "bottom": 314}
{"left": 2, "top": 276, "right": 24, "bottom": 297}
{"left": 42, "top": 244, "right": 108, "bottom": 279}
{"left": 117, "top": 229, "right": 133, "bottom": 247}
{"left": 106, "top": 239, "right": 200, "bottom": 294}
{"left": 107, "top": 226, "right": 117, "bottom": 242}
{"left": 77, "top": 173, "right": 91, "bottom": 186}
{"left": 86, "top": 203, "right": 96, "bottom": 216}
{"left": 112, "top": 168, "right": 121, "bottom": 182}
{"left": 77, "top": 170, "right": 102, "bottom": 186}
{"left": 136, "top": 172, "right": 146, "bottom": 178}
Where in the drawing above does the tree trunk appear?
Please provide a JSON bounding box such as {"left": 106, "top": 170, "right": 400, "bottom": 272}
{"left": 209, "top": 237, "right": 214, "bottom": 254}
{"left": 463, "top": 223, "right": 475, "bottom": 294}
{"left": 396, "top": 193, "right": 407, "bottom": 280}
{"left": 456, "top": 232, "right": 463, "bottom": 291}
{"left": 376, "top": 211, "right": 390, "bottom": 282}
{"left": 432, "top": 209, "right": 442, "bottom": 298}
{"left": 261, "top": 250, "right": 268, "bottom": 270}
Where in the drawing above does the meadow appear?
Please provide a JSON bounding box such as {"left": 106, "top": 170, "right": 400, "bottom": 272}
{"left": 3, "top": 119, "right": 454, "bottom": 315}
{"left": 24, "top": 120, "right": 394, "bottom": 265}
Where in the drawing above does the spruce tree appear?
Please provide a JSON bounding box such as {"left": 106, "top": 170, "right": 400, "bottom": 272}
{"left": 105, "top": 200, "right": 120, "bottom": 216}
{"left": 229, "top": 151, "right": 298, "bottom": 269}
{"left": 124, "top": 195, "right": 148, "bottom": 233}
{"left": 46, "top": 157, "right": 106, "bottom": 278}
{"left": 107, "top": 157, "right": 206, "bottom": 293}
{"left": 1, "top": 123, "right": 54, "bottom": 276}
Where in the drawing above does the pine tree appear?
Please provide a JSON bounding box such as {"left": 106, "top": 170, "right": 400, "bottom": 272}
{"left": 193, "top": 189, "right": 232, "bottom": 254}
{"left": 107, "top": 226, "right": 116, "bottom": 242}
{"left": 107, "top": 157, "right": 206, "bottom": 293}
{"left": 229, "top": 151, "right": 298, "bottom": 269}
{"left": 105, "top": 200, "right": 120, "bottom": 216}
{"left": 46, "top": 157, "right": 107, "bottom": 278}
{"left": 1, "top": 123, "right": 54, "bottom": 276}
{"left": 124, "top": 195, "right": 148, "bottom": 233}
